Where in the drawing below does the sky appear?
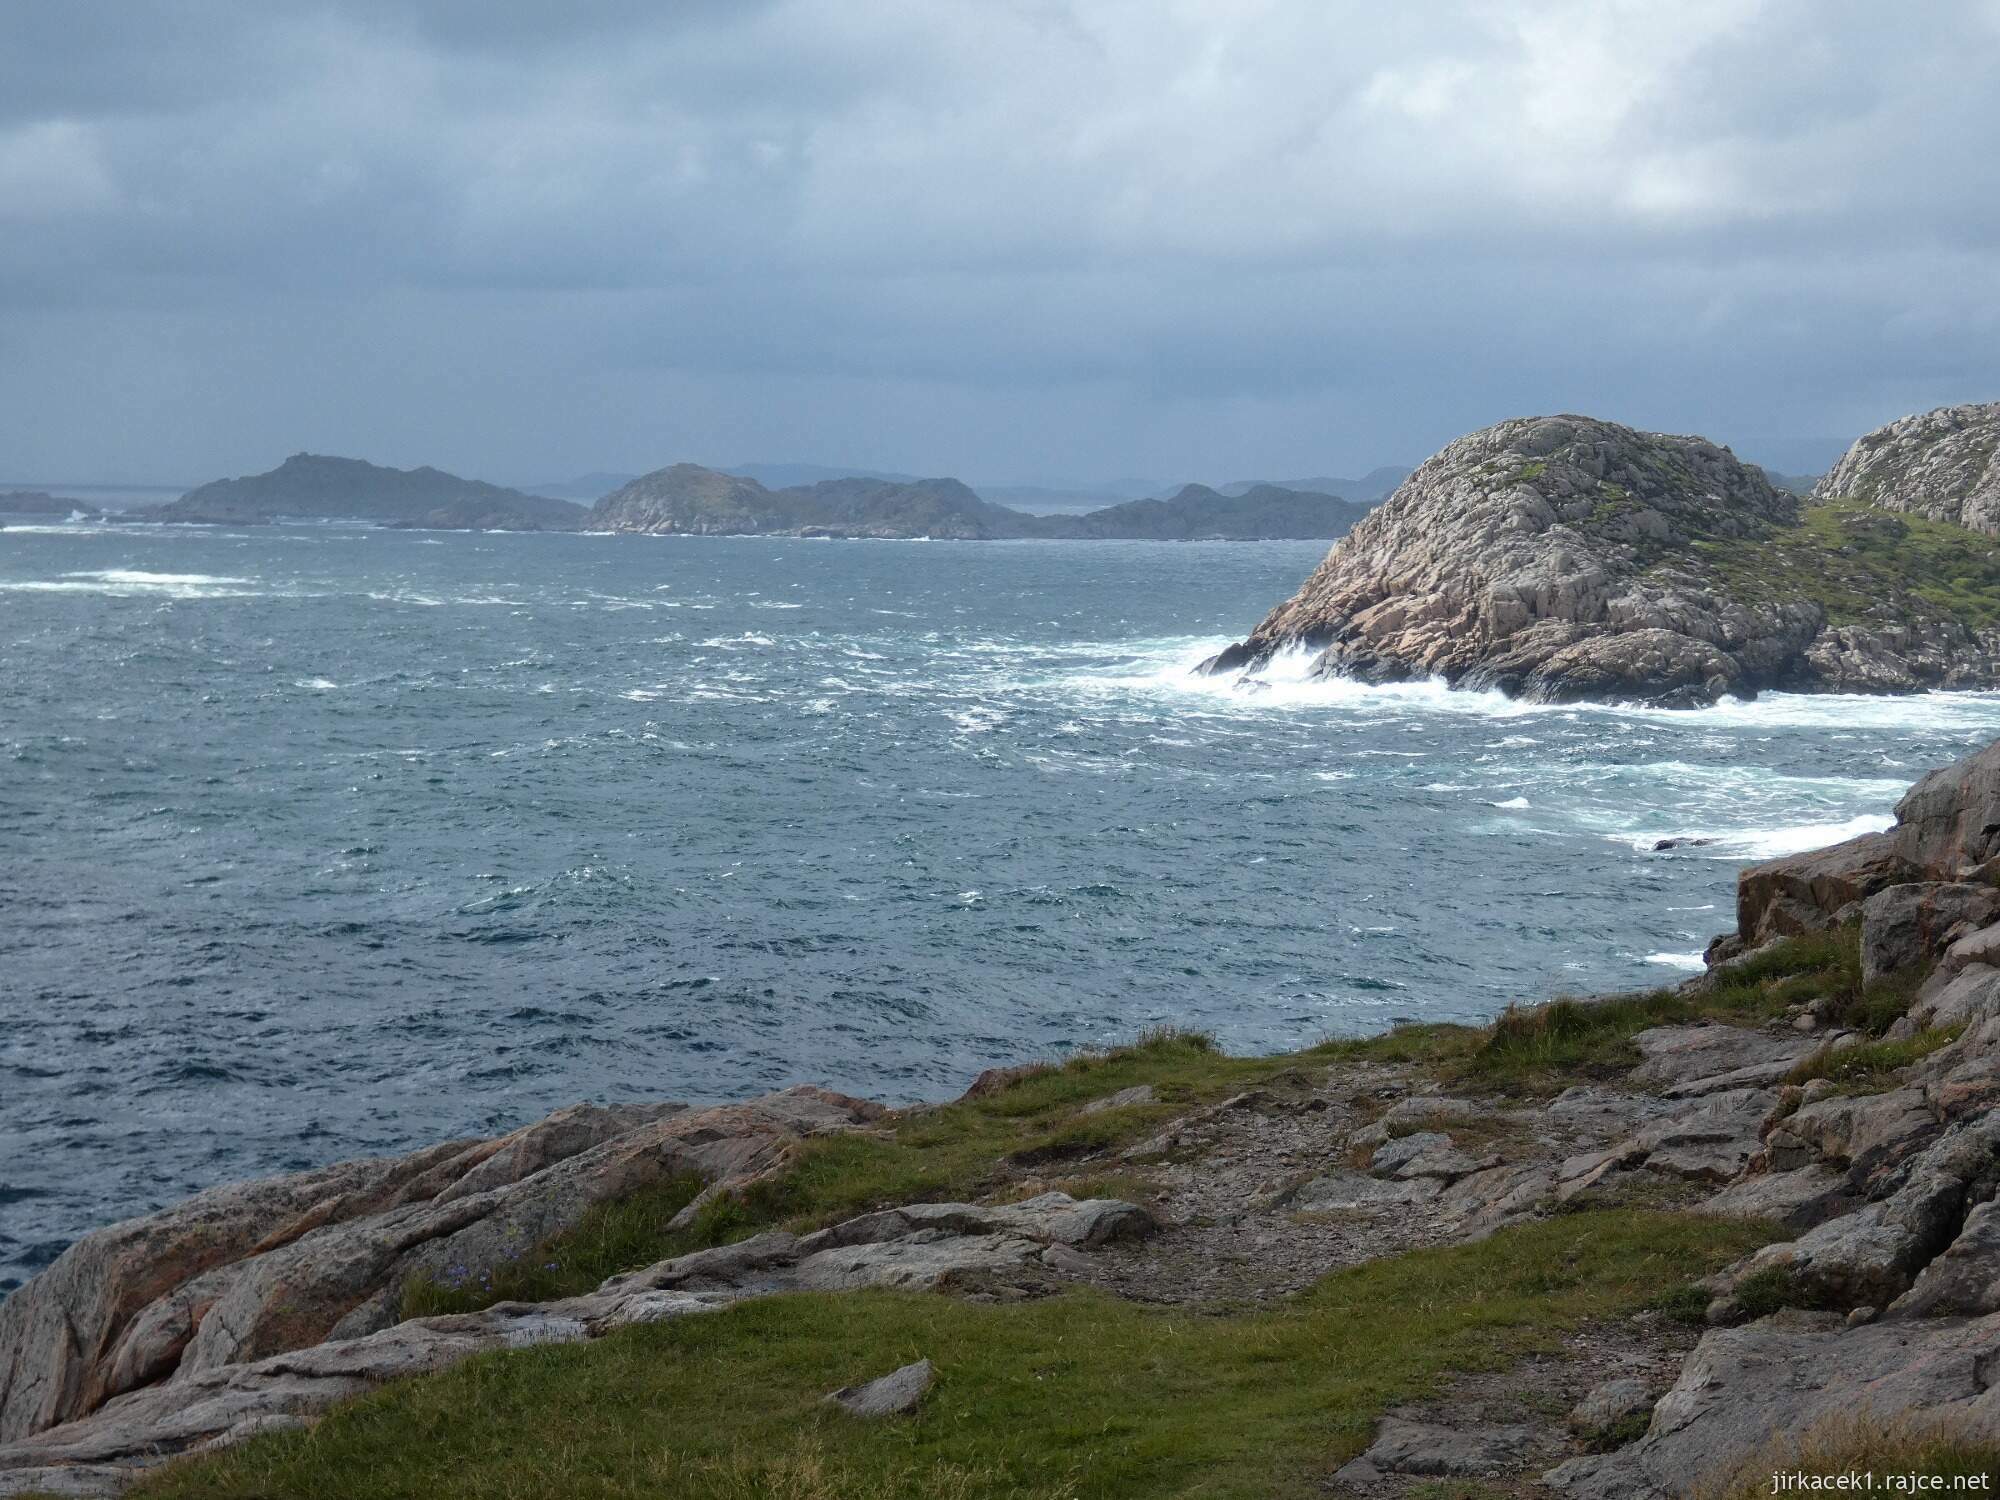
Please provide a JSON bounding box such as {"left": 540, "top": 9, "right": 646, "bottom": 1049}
{"left": 3, "top": 0, "right": 1997, "bottom": 489}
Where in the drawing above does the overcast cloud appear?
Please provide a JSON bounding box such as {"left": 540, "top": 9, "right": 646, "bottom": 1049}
{"left": 3, "top": 0, "right": 1997, "bottom": 486}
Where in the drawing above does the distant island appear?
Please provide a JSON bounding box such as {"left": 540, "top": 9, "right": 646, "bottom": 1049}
{"left": 140, "top": 454, "right": 587, "bottom": 531}
{"left": 123, "top": 456, "right": 1391, "bottom": 541}
{"left": 1202, "top": 401, "right": 2000, "bottom": 704}
{"left": 585, "top": 464, "right": 1376, "bottom": 540}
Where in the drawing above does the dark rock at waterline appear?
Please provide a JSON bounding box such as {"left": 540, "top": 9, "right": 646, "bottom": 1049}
{"left": 1651, "top": 836, "right": 1718, "bottom": 852}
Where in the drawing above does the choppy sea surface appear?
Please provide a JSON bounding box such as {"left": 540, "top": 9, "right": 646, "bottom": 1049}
{"left": 8, "top": 517, "right": 2000, "bottom": 1288}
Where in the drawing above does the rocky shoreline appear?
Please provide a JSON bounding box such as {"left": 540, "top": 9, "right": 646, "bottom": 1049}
{"left": 9, "top": 741, "right": 2000, "bottom": 1494}
{"left": 1203, "top": 402, "right": 2000, "bottom": 705}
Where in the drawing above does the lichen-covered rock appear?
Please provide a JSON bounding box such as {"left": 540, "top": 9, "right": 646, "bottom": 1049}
{"left": 1816, "top": 402, "right": 2000, "bottom": 535}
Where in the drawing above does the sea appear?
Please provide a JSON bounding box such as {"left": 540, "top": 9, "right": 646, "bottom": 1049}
{"left": 7, "top": 515, "right": 2000, "bottom": 1289}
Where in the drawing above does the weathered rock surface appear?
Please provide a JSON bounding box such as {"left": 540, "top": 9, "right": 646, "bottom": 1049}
{"left": 0, "top": 1088, "right": 883, "bottom": 1446}
{"left": 1568, "top": 1376, "right": 1655, "bottom": 1436}
{"left": 0, "top": 1192, "right": 1147, "bottom": 1494}
{"left": 1335, "top": 1416, "right": 1535, "bottom": 1483}
{"left": 1202, "top": 409, "right": 2000, "bottom": 705}
{"left": 1816, "top": 401, "right": 2000, "bottom": 536}
{"left": 1737, "top": 736, "right": 2000, "bottom": 942}
{"left": 824, "top": 1358, "right": 935, "bottom": 1418}
{"left": 1861, "top": 882, "right": 2000, "bottom": 986}
{"left": 1546, "top": 1311, "right": 2000, "bottom": 1498}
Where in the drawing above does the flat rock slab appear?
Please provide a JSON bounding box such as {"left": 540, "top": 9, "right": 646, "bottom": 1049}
{"left": 1697, "top": 1167, "right": 1854, "bottom": 1230}
{"left": 1335, "top": 1417, "right": 1534, "bottom": 1483}
{"left": 1292, "top": 1171, "right": 1440, "bottom": 1212}
{"left": 824, "top": 1358, "right": 934, "bottom": 1418}
{"left": 1546, "top": 1311, "right": 2000, "bottom": 1498}
{"left": 1630, "top": 1026, "right": 1813, "bottom": 1094}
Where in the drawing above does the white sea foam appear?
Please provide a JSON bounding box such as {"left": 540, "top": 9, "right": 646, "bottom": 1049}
{"left": 1645, "top": 951, "right": 1707, "bottom": 971}
{"left": 0, "top": 568, "right": 266, "bottom": 598}
{"left": 1492, "top": 796, "right": 1531, "bottom": 809}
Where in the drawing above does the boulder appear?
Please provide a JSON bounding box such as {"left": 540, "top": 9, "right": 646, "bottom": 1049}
{"left": 1860, "top": 882, "right": 2000, "bottom": 986}
{"left": 1910, "top": 963, "right": 2000, "bottom": 1031}
{"left": 1568, "top": 1377, "right": 1655, "bottom": 1436}
{"left": 824, "top": 1359, "right": 935, "bottom": 1418}
{"left": 1368, "top": 1132, "right": 1452, "bottom": 1176}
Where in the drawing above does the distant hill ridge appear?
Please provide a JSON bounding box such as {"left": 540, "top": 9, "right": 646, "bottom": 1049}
{"left": 149, "top": 454, "right": 586, "bottom": 531}
{"left": 587, "top": 464, "right": 1370, "bottom": 540}
{"left": 143, "top": 453, "right": 1386, "bottom": 540}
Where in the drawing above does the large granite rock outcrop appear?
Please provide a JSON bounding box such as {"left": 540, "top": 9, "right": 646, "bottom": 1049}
{"left": 1735, "top": 736, "right": 2000, "bottom": 943}
{"left": 1816, "top": 401, "right": 2000, "bottom": 535}
{"left": 0, "top": 1191, "right": 1150, "bottom": 1497}
{"left": 0, "top": 1087, "right": 882, "bottom": 1446}
{"left": 1203, "top": 408, "right": 2000, "bottom": 704}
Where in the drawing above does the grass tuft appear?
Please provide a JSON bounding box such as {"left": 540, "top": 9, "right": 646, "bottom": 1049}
{"left": 1785, "top": 1027, "right": 1964, "bottom": 1092}
{"left": 1710, "top": 1411, "right": 2000, "bottom": 1498}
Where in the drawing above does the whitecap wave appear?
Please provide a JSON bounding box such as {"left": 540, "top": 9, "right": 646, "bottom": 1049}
{"left": 1644, "top": 951, "right": 1707, "bottom": 971}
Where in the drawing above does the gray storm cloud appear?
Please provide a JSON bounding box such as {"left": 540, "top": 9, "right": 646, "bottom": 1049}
{"left": 1, "top": 0, "right": 1996, "bottom": 485}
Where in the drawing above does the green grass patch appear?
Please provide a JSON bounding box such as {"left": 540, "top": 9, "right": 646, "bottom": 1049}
{"left": 1690, "top": 500, "right": 2000, "bottom": 630}
{"left": 137, "top": 1211, "right": 1779, "bottom": 1500}
{"left": 1785, "top": 1026, "right": 1964, "bottom": 1092}
{"left": 1729, "top": 1265, "right": 1832, "bottom": 1320}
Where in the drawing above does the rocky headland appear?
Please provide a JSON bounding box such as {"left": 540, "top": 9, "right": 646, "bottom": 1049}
{"left": 9, "top": 739, "right": 2000, "bottom": 1494}
{"left": 1203, "top": 403, "right": 2000, "bottom": 705}
{"left": 142, "top": 456, "right": 588, "bottom": 532}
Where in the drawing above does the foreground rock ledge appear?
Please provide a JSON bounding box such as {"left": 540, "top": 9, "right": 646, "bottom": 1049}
{"left": 0, "top": 1186, "right": 1151, "bottom": 1495}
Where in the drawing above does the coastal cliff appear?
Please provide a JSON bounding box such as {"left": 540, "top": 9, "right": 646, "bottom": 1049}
{"left": 1203, "top": 406, "right": 2000, "bottom": 704}
{"left": 10, "top": 742, "right": 2000, "bottom": 1494}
